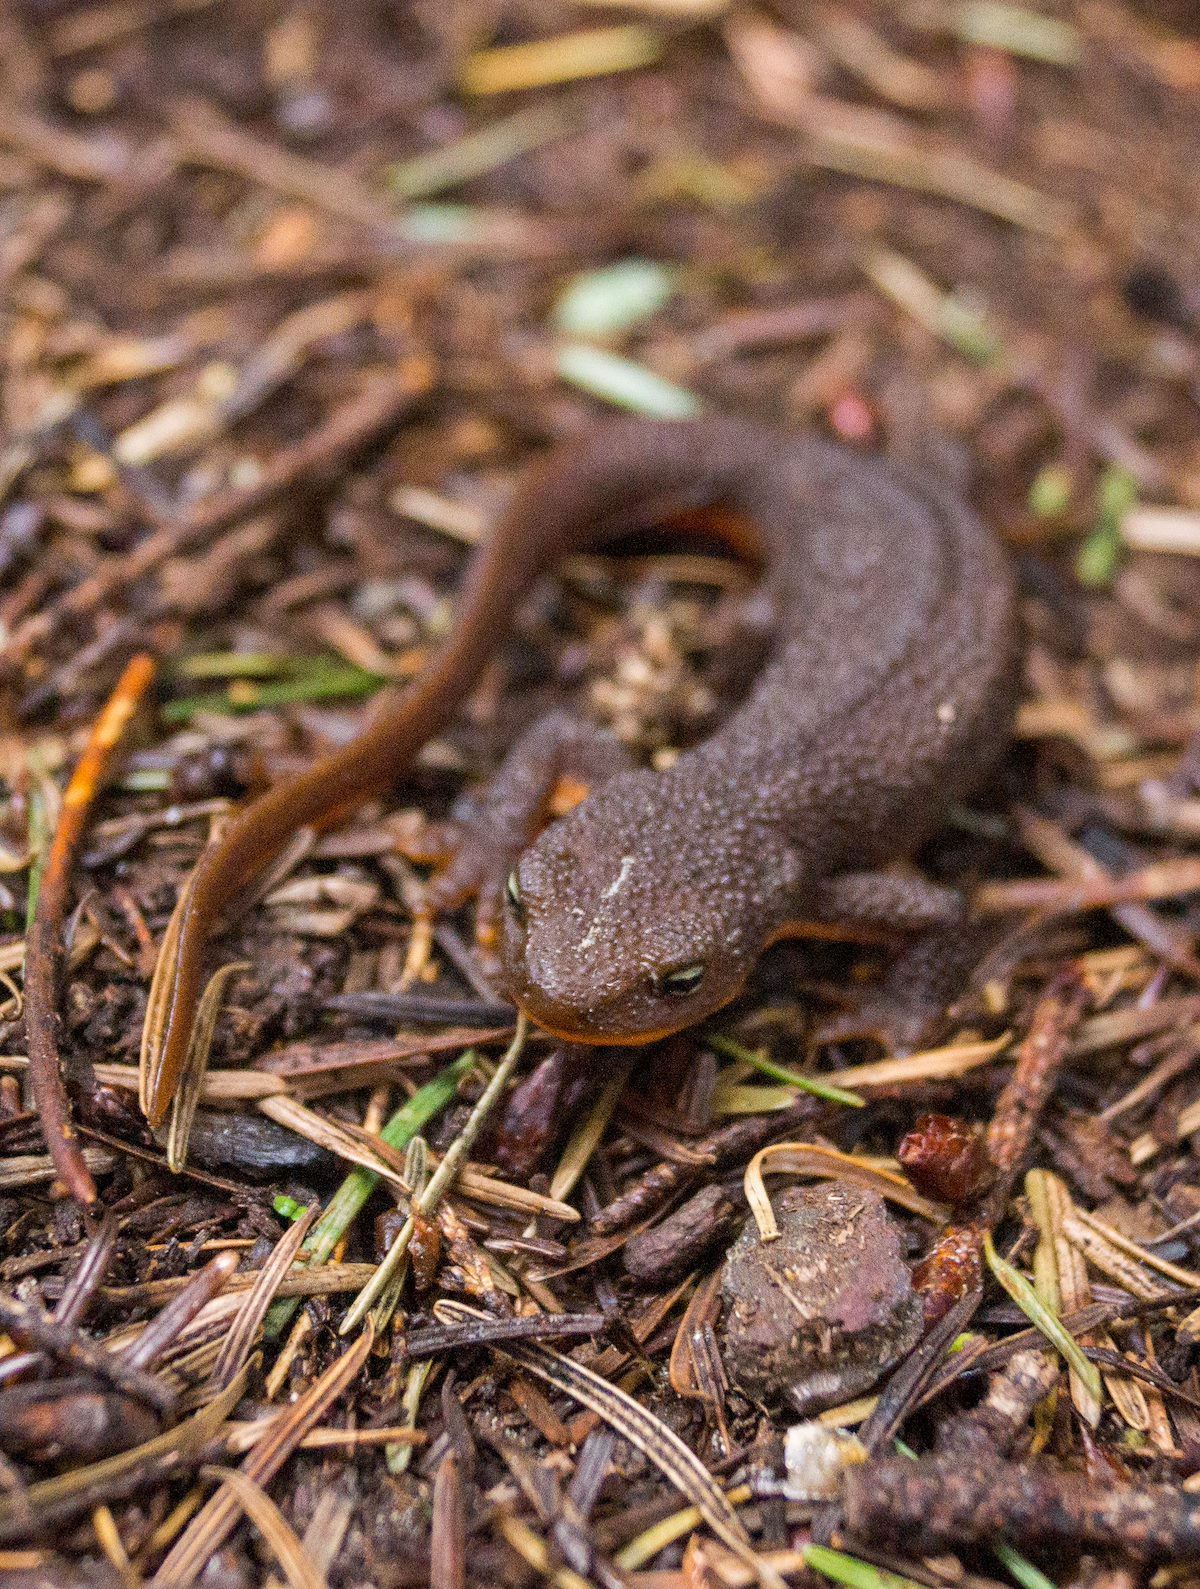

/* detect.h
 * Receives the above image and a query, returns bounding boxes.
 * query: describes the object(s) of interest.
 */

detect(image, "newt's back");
[496,417,1019,1044]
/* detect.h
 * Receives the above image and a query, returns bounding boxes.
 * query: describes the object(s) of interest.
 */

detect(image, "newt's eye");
[657,963,705,997]
[505,870,525,922]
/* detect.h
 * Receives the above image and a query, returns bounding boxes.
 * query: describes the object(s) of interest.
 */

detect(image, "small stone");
[719,1182,923,1414]
[782,1422,868,1501]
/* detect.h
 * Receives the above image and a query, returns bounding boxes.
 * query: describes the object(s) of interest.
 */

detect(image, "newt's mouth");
[500,908,748,1044]
[511,1000,692,1047]
[509,978,744,1047]
[506,972,693,1045]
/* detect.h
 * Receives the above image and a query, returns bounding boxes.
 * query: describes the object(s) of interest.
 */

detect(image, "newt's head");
[497,767,796,1044]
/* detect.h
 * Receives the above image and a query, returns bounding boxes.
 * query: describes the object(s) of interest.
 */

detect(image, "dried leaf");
[435,1300,785,1589]
[151,1325,372,1584]
[1027,1169,1101,1427]
[165,959,252,1171]
[202,1466,327,1589]
[549,1057,632,1203]
[555,343,703,418]
[139,871,197,1117]
[983,1233,1102,1407]
[822,1035,1010,1091]
[210,1206,316,1390]
[744,1143,948,1241]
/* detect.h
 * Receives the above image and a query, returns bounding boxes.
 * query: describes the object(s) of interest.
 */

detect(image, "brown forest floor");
[4,2,1200,1585]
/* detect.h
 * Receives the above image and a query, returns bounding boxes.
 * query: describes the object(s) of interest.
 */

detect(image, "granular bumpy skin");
[144,416,1018,1124]
[718,1182,925,1414]
[495,417,1019,1044]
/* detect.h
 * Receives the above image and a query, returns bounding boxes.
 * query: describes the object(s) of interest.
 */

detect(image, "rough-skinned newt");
[141,415,1018,1126]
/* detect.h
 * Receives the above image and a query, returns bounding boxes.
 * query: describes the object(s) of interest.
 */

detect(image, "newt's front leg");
[418,710,633,970]
[812,871,965,937]
[802,871,980,1053]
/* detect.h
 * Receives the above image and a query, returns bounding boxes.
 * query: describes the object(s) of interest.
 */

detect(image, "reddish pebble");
[899,1113,991,1206]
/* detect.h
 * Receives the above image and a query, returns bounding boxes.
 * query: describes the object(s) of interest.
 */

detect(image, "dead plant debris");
[4,2,1200,1584]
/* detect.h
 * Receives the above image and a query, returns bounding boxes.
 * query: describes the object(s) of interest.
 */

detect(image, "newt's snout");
[495,809,755,1045]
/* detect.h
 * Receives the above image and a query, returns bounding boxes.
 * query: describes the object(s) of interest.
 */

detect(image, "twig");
[0,1293,176,1414]
[0,103,133,183]
[3,367,432,668]
[24,654,156,1203]
[976,854,1200,914]
[47,0,219,58]
[933,1348,1062,1463]
[0,1214,118,1385]
[120,1250,240,1370]
[1015,807,1200,980]
[201,1467,327,1589]
[431,1450,465,1589]
[339,1015,529,1333]
[845,1456,1200,1561]
[405,1312,607,1359]
[170,97,398,229]
[149,1324,372,1584]
[915,967,1091,1328]
[982,963,1090,1221]
[590,1095,822,1235]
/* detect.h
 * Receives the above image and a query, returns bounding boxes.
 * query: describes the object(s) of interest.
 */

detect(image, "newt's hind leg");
[811,872,965,936]
[805,872,983,1053]
[420,710,633,970]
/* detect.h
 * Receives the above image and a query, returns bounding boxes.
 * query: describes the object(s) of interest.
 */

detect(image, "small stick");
[976,855,1200,914]
[0,103,132,183]
[982,963,1090,1221]
[0,1213,118,1385]
[121,1251,240,1370]
[932,1348,1062,1463]
[590,1095,822,1235]
[149,1325,372,1584]
[0,1293,176,1414]
[339,1015,528,1333]
[3,367,431,667]
[914,966,1090,1322]
[430,1450,465,1589]
[24,654,157,1204]
[170,96,404,232]
[845,1456,1200,1562]
[1015,807,1200,981]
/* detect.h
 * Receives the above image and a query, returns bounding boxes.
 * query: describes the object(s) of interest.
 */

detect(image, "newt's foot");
[813,989,944,1056]
[420,817,514,977]
[812,910,991,1056]
[805,872,978,1054]
[418,709,633,970]
[812,872,965,937]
